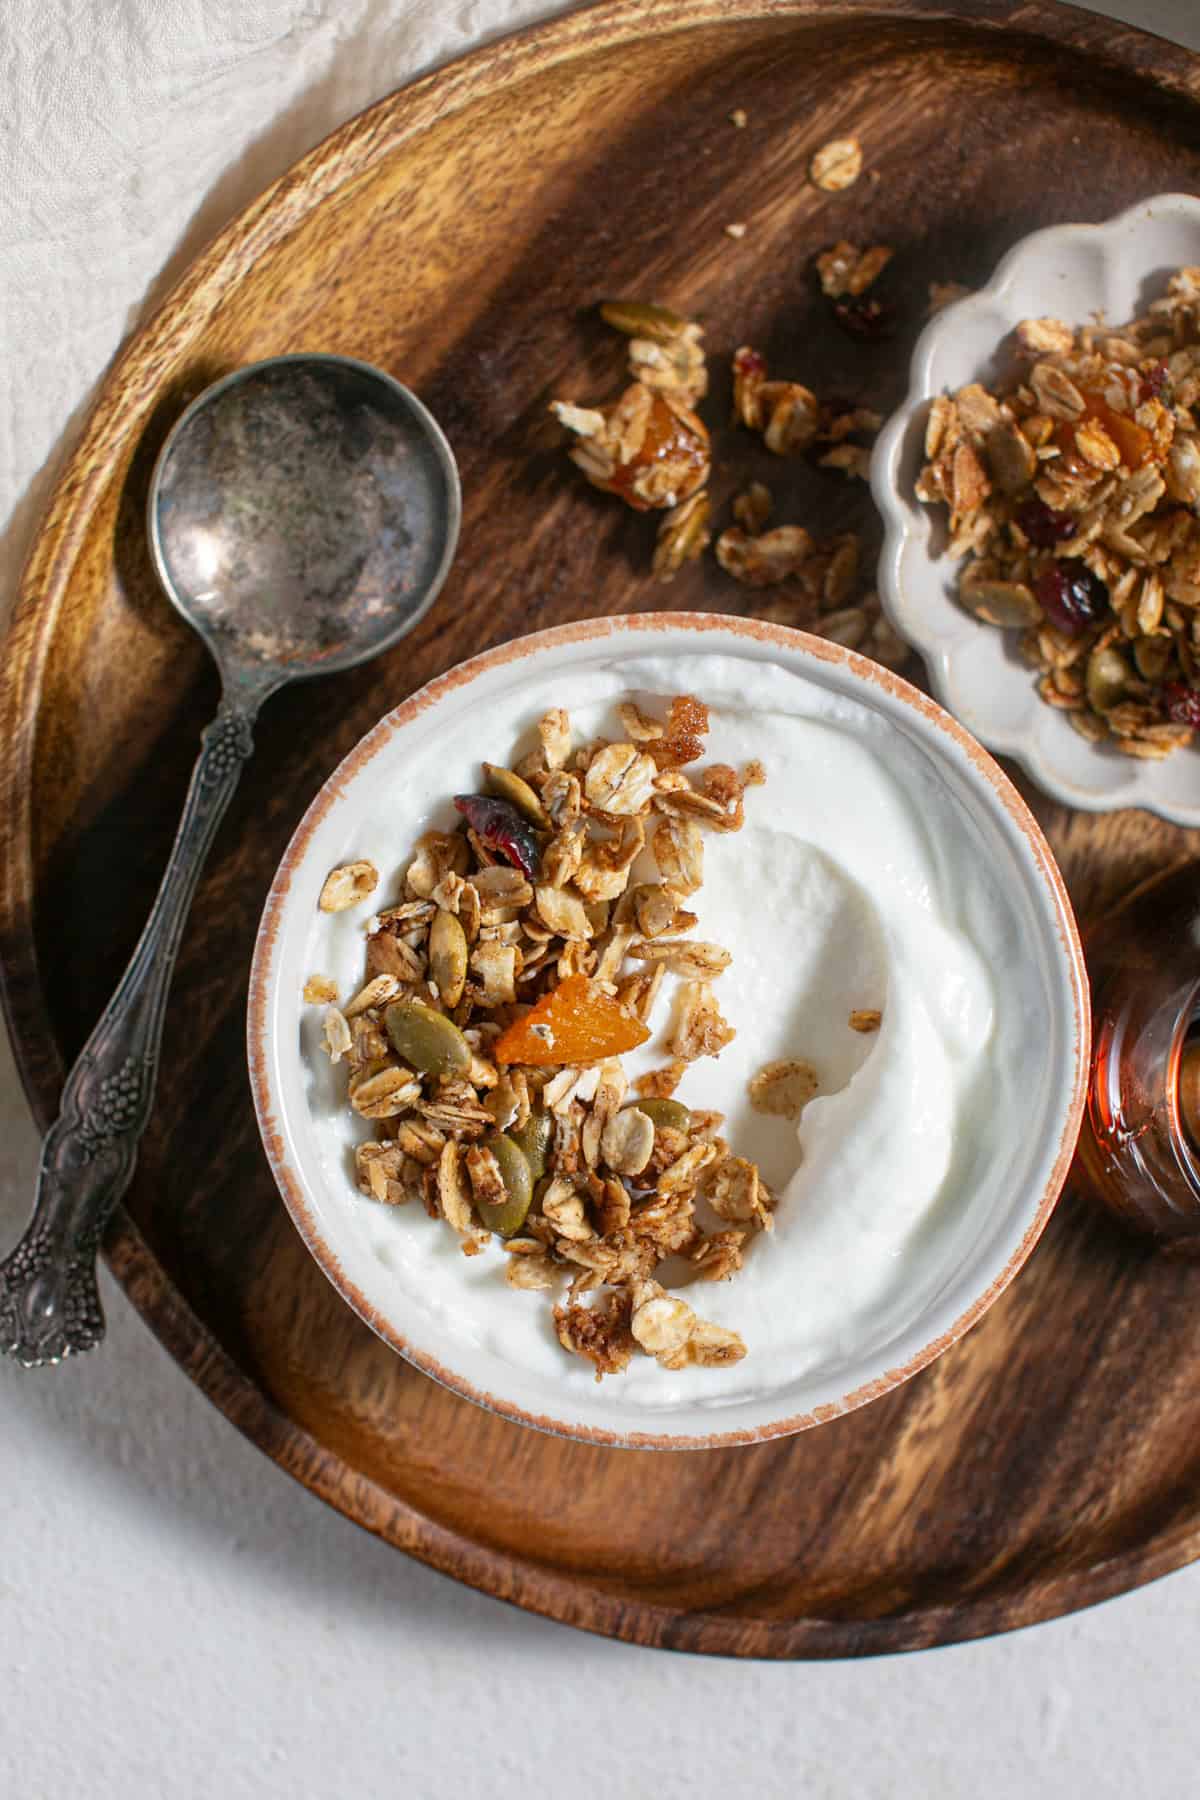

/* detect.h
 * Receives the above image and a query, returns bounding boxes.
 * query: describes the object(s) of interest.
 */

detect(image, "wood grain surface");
[4,0,1200,1658]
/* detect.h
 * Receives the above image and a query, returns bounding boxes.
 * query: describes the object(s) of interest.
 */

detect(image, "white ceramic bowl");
[248,614,1088,1449]
[873,193,1200,826]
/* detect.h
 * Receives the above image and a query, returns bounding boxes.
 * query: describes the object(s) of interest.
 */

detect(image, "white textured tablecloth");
[2,4,1199,1796]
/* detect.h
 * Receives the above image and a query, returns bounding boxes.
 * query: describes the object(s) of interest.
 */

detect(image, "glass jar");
[1076,859,1200,1250]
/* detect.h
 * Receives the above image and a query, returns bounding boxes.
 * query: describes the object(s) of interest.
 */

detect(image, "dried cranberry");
[1015,497,1075,548]
[732,346,767,379]
[1034,560,1109,635]
[832,296,897,341]
[1141,361,1173,404]
[453,794,540,878]
[1164,682,1200,727]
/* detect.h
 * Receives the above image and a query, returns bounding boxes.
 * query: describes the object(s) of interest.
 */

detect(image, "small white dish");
[247,614,1088,1450]
[872,192,1200,826]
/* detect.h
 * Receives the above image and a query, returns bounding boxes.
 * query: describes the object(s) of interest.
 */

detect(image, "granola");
[319,860,378,912]
[809,136,863,192]
[816,241,893,299]
[549,291,908,671]
[551,384,710,511]
[916,270,1200,754]
[313,695,784,1380]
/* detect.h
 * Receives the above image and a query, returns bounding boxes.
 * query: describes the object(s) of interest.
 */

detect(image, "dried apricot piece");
[493,973,650,1067]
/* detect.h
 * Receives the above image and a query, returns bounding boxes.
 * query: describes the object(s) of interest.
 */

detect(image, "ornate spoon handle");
[0,703,257,1366]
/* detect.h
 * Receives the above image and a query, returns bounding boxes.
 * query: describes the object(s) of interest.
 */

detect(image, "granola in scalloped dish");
[916,268,1200,757]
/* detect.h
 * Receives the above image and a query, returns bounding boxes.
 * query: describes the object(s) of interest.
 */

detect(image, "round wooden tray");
[5,0,1200,1658]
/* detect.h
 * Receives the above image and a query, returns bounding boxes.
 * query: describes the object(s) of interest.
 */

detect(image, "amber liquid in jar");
[1077,860,1200,1248]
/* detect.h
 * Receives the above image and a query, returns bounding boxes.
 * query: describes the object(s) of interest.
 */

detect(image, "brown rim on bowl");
[246,612,1090,1449]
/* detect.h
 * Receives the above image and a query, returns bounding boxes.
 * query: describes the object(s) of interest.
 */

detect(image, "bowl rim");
[871,191,1200,827]
[247,611,1090,1450]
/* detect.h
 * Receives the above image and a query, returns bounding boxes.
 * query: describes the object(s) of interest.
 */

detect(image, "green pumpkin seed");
[984,419,1037,494]
[1086,644,1130,714]
[483,762,550,829]
[429,910,468,1008]
[632,1098,691,1132]
[599,299,688,344]
[384,1000,470,1076]
[510,1108,552,1183]
[960,575,1040,629]
[475,1134,534,1236]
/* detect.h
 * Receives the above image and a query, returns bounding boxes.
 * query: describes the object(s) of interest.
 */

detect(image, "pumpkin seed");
[633,1098,691,1133]
[474,1134,534,1236]
[510,1108,552,1183]
[428,910,468,1008]
[984,419,1037,494]
[1086,644,1131,714]
[483,762,550,829]
[599,299,688,344]
[960,575,1040,629]
[384,1000,470,1076]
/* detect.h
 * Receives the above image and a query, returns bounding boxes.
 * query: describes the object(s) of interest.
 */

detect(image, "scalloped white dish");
[872,193,1200,826]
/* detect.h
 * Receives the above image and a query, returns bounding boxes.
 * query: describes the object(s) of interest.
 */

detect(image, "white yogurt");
[301,653,1031,1413]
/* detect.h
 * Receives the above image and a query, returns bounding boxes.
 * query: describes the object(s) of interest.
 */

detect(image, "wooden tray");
[5,0,1200,1658]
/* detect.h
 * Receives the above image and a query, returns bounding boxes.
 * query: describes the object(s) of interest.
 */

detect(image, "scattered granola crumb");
[555,1292,636,1380]
[653,489,711,583]
[634,1061,688,1099]
[552,380,710,510]
[819,443,872,481]
[669,980,736,1062]
[818,606,868,649]
[732,482,772,535]
[817,241,893,299]
[303,974,338,1004]
[809,135,863,192]
[749,1058,819,1120]
[319,859,378,912]
[849,1008,882,1033]
[716,524,814,586]
[729,107,747,128]
[724,221,747,240]
[322,1007,352,1064]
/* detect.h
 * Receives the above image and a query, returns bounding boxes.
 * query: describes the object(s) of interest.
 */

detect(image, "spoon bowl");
[148,353,460,685]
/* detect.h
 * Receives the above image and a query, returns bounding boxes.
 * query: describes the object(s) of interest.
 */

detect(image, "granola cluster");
[714,334,905,668]
[916,270,1200,757]
[312,695,778,1380]
[548,274,907,673]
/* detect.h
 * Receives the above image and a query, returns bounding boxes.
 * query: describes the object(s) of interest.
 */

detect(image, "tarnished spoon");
[0,353,460,1366]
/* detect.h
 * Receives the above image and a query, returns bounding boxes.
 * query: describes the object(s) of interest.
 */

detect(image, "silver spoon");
[0,352,461,1367]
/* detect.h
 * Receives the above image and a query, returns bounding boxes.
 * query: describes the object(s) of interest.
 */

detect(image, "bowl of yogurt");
[248,613,1089,1448]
